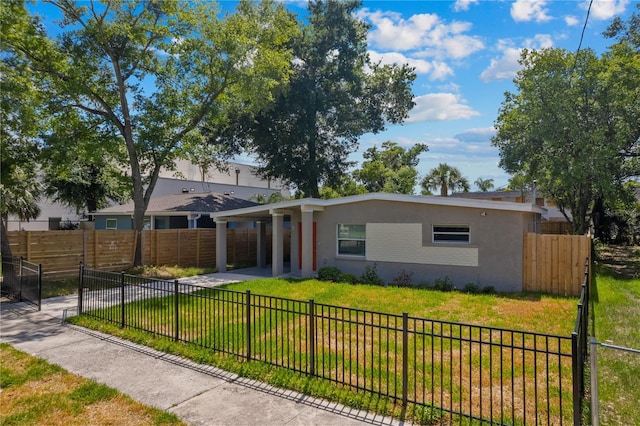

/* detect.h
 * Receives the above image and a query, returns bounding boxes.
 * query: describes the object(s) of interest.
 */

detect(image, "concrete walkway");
[0,272,409,426]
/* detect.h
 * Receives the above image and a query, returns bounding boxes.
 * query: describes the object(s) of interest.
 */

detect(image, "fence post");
[246,290,251,361]
[402,312,409,407]
[120,272,126,328]
[174,280,180,342]
[590,337,599,426]
[36,263,42,311]
[309,299,315,376]
[78,263,84,314]
[571,331,580,426]
[18,256,23,301]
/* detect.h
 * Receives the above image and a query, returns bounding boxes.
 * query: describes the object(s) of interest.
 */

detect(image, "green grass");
[70,279,579,425]
[592,266,640,425]
[0,343,184,426]
[221,278,577,335]
[36,266,219,299]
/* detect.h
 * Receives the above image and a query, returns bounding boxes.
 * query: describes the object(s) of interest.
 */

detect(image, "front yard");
[221,278,577,336]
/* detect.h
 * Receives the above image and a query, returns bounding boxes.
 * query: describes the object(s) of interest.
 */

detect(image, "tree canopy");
[474,177,494,192]
[242,0,416,197]
[3,0,298,263]
[491,41,639,234]
[353,141,428,194]
[1,2,44,256]
[421,163,470,197]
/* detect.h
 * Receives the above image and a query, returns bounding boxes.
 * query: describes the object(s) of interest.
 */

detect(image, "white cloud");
[369,51,454,80]
[511,0,553,23]
[358,8,484,60]
[564,15,579,26]
[453,0,479,12]
[406,93,480,123]
[480,47,522,82]
[582,0,629,20]
[480,35,553,82]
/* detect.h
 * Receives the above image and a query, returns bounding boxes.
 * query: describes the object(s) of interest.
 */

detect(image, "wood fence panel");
[541,221,573,235]
[6,227,290,276]
[92,230,136,271]
[523,233,590,296]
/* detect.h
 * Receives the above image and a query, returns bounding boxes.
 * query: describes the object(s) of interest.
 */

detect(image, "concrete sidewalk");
[0,276,409,426]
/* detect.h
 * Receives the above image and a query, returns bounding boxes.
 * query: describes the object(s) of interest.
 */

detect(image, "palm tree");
[420,163,470,197]
[474,177,495,192]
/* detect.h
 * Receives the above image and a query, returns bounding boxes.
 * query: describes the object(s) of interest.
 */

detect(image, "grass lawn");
[71,277,579,425]
[0,343,184,426]
[221,279,577,336]
[592,245,640,425]
[38,265,218,299]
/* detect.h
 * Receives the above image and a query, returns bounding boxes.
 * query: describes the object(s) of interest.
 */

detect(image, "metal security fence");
[1,256,42,310]
[571,260,590,424]
[78,262,589,425]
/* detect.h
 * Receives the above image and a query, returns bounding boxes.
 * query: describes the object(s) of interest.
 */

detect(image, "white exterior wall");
[366,223,478,267]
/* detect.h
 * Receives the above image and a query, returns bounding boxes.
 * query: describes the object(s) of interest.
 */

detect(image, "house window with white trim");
[432,225,470,244]
[337,224,366,256]
[106,218,118,230]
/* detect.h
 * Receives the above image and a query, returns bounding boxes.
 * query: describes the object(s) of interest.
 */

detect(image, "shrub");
[391,269,413,287]
[433,276,454,292]
[317,266,342,282]
[360,263,384,286]
[462,282,481,294]
[481,285,496,294]
[339,273,358,284]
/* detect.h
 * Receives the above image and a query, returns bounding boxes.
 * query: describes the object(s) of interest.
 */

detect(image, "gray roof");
[95,192,259,215]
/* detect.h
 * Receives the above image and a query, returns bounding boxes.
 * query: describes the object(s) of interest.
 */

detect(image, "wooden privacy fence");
[6,228,291,277]
[523,233,591,296]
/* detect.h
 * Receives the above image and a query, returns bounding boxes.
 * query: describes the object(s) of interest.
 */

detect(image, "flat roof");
[210,192,546,222]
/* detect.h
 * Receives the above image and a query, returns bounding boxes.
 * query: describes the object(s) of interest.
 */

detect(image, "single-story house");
[210,193,545,292]
[93,192,259,230]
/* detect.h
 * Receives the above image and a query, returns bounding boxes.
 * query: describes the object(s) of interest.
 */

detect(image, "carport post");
[271,212,284,277]
[256,221,266,268]
[215,220,227,272]
[301,210,314,278]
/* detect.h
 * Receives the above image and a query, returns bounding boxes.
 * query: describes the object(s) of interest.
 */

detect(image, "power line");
[577,0,594,56]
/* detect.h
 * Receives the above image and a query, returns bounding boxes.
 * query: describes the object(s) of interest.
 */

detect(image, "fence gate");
[1,256,42,310]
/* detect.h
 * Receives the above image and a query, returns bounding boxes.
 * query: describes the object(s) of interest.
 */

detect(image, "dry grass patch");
[0,343,184,426]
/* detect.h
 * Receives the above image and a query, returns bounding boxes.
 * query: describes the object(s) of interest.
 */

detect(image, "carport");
[210,199,323,279]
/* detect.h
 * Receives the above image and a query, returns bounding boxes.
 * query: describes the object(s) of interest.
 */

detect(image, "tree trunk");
[1,217,13,261]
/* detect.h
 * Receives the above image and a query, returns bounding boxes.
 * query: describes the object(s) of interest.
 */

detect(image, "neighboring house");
[6,160,288,231]
[210,193,545,292]
[94,192,259,230]
[451,190,570,222]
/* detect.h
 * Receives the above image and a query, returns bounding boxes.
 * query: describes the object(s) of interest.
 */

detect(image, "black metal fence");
[78,261,590,425]
[1,256,42,310]
[571,260,591,424]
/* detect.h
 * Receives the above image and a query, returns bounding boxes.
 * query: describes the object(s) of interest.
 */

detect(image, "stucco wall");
[303,200,533,292]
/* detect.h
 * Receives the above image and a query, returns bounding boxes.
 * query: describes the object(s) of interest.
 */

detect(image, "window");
[337,224,366,256]
[433,225,470,244]
[106,218,117,230]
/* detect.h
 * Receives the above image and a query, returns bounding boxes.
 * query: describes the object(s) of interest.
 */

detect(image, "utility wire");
[573,0,594,69]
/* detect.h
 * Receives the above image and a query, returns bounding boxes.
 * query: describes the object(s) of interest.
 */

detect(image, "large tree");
[421,163,470,197]
[353,141,428,194]
[3,0,298,263]
[491,44,639,234]
[40,111,130,216]
[0,3,44,257]
[242,0,416,197]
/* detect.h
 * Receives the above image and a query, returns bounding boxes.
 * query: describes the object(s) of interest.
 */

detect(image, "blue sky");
[32,0,635,191]
[341,0,634,190]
